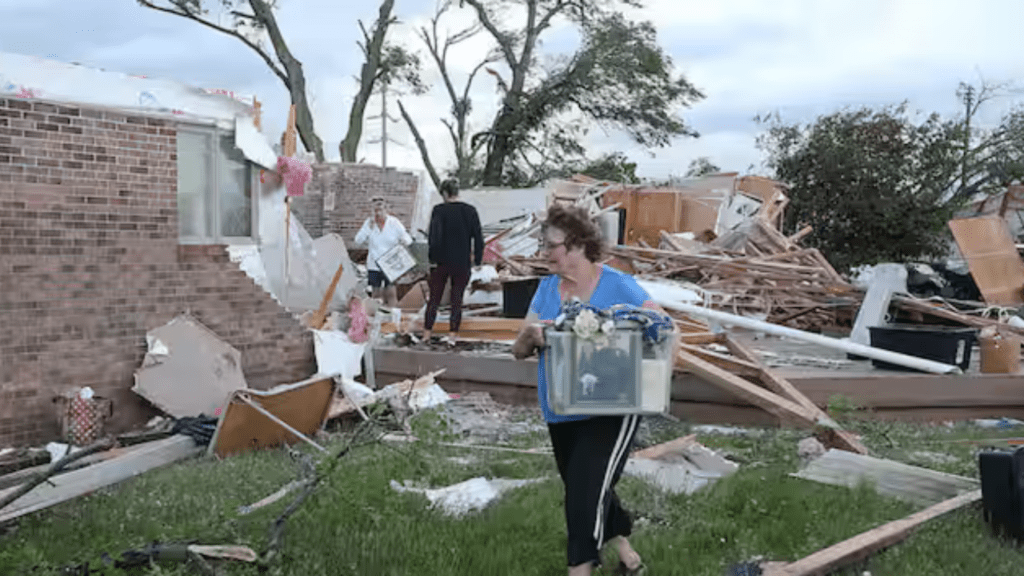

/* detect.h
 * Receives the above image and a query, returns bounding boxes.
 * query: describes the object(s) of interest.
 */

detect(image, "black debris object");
[171,415,218,446]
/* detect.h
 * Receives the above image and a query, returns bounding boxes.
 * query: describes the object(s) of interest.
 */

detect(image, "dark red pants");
[424,263,472,333]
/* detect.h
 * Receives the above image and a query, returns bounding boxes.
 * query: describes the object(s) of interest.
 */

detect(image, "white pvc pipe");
[654,299,963,375]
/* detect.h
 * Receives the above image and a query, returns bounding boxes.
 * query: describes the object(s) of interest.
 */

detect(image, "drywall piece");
[208,375,335,458]
[949,216,1024,306]
[848,264,908,347]
[763,489,981,576]
[133,314,248,419]
[626,434,739,495]
[792,449,979,507]
[389,476,545,517]
[0,435,201,523]
[312,233,359,303]
[716,191,763,235]
[624,459,725,495]
[312,330,365,380]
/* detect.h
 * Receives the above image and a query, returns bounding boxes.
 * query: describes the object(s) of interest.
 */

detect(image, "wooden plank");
[677,343,763,377]
[0,435,200,524]
[949,216,1024,306]
[764,489,982,576]
[676,350,820,427]
[679,332,726,345]
[724,336,869,454]
[632,434,697,460]
[724,337,820,413]
[0,441,166,491]
[788,226,813,244]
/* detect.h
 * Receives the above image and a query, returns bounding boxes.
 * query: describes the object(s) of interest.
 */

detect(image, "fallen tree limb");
[0,437,116,513]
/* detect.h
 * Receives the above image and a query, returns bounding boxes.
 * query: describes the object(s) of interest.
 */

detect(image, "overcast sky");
[2,0,1023,183]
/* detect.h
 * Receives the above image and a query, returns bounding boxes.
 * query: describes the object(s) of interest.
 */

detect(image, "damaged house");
[0,53,426,447]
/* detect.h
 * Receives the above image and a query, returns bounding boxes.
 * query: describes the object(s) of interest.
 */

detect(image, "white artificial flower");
[601,320,615,335]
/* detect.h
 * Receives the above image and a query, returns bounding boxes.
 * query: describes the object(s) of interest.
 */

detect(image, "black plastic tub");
[502,277,541,318]
[868,324,978,371]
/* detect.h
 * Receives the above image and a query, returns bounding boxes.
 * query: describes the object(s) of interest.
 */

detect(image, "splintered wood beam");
[763,489,982,576]
[632,434,697,460]
[724,337,820,414]
[788,225,813,244]
[724,336,869,455]
[677,343,763,378]
[676,350,819,427]
[678,332,726,345]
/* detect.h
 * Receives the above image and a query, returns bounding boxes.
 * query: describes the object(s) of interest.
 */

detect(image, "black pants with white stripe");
[548,414,641,567]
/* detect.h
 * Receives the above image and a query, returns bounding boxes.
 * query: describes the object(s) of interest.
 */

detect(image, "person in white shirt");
[354,197,413,307]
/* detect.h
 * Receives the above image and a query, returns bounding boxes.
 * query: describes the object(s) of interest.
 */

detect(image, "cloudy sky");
[2,0,1023,183]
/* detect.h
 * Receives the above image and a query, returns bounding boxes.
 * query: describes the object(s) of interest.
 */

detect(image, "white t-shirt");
[354,214,413,271]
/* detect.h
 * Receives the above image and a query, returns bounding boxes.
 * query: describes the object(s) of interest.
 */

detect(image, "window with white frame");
[176,125,257,243]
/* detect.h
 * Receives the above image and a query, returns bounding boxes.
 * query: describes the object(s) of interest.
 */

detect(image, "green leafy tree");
[756,104,965,272]
[684,156,720,178]
[406,0,703,187]
[575,152,640,183]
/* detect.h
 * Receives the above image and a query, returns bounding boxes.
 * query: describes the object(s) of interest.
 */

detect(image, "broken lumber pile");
[608,217,858,331]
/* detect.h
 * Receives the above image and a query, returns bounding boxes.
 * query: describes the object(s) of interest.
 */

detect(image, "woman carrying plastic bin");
[512,203,677,576]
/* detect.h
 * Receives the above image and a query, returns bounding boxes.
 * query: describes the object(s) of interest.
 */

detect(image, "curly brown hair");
[544,203,604,263]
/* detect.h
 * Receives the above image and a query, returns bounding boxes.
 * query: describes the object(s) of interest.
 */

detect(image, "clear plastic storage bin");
[545,319,674,415]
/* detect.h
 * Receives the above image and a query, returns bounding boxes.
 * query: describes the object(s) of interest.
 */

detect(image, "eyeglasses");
[541,239,566,251]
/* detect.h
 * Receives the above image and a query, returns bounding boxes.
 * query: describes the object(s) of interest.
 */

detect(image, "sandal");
[613,560,646,576]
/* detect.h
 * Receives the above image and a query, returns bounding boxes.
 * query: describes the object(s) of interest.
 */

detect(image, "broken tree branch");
[0,437,116,513]
[397,99,442,190]
[136,0,288,84]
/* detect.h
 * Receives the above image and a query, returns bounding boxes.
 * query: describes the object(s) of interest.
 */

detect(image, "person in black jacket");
[422,179,484,344]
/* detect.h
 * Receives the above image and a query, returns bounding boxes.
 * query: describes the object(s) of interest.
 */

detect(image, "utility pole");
[961,83,975,195]
[367,78,403,170]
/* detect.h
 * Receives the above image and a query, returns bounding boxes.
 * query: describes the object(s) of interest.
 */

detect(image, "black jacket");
[428,201,484,267]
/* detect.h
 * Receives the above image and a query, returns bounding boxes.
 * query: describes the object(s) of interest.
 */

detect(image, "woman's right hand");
[512,323,546,359]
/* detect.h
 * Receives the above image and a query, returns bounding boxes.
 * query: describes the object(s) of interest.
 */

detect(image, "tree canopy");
[404,0,703,187]
[757,104,965,272]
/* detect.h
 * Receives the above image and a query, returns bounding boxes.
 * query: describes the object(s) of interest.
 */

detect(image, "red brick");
[0,98,315,447]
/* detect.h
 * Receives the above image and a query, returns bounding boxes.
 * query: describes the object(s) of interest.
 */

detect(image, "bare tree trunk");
[250,0,324,162]
[398,99,442,190]
[340,0,395,162]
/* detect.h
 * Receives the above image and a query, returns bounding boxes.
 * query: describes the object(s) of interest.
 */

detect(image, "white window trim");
[177,123,259,246]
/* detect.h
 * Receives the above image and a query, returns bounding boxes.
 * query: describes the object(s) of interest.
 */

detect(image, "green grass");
[3,405,1024,575]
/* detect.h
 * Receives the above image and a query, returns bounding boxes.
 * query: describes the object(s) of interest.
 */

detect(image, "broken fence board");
[764,489,982,576]
[792,449,979,507]
[0,435,200,524]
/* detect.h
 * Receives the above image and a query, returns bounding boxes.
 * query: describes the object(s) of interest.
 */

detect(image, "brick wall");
[0,97,315,447]
[296,164,420,245]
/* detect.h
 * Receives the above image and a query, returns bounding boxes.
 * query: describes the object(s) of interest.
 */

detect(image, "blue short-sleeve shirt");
[528,265,652,424]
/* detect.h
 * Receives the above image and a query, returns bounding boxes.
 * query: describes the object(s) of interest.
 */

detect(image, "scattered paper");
[390,476,545,517]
